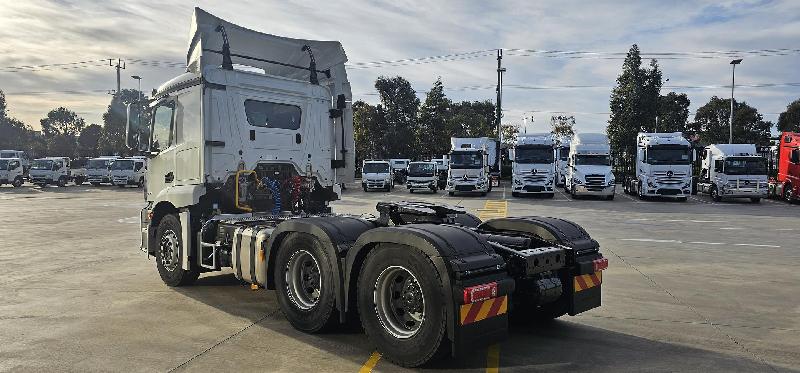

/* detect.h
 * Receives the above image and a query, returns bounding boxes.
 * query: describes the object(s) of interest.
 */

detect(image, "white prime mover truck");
[87,156,119,185]
[623,132,692,201]
[555,138,571,187]
[697,144,767,203]
[446,137,497,196]
[0,158,25,187]
[565,133,615,200]
[125,8,608,367]
[510,134,556,198]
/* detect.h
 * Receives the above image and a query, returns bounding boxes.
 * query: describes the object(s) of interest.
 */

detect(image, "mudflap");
[570,284,602,315]
[451,274,515,356]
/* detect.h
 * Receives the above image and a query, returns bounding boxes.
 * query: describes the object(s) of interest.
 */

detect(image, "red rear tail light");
[463,282,498,304]
[593,258,609,272]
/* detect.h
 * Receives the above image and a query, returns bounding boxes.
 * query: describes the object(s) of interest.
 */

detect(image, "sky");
[0,0,798,134]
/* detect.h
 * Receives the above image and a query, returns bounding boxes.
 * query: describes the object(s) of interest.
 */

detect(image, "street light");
[729,59,743,144]
[131,75,143,101]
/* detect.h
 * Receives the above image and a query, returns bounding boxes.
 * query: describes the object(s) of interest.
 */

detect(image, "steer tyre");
[155,214,199,287]
[358,244,449,368]
[750,198,761,204]
[57,177,67,187]
[12,177,23,188]
[710,186,722,202]
[274,233,337,333]
[784,183,794,203]
[448,191,454,196]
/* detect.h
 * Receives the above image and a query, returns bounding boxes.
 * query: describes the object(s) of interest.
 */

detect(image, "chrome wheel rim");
[373,266,425,339]
[159,229,180,272]
[285,250,321,310]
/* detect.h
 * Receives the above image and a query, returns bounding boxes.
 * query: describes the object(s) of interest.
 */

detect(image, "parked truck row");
[0,152,147,188]
[122,8,609,367]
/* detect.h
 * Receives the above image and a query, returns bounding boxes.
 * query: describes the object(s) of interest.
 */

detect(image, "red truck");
[770,131,800,202]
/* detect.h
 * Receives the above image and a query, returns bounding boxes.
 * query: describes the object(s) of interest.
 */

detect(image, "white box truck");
[697,144,767,203]
[446,137,497,196]
[510,133,556,198]
[124,8,608,368]
[565,133,615,200]
[623,132,692,201]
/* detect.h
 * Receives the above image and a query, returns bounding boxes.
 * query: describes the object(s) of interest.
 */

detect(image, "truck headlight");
[573,178,582,185]
[514,179,522,185]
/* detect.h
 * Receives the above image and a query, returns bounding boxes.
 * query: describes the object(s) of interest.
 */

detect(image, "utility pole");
[495,49,506,176]
[109,59,126,96]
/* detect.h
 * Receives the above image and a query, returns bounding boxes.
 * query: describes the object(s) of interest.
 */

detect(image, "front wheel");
[448,191,454,196]
[12,177,23,188]
[137,178,144,188]
[358,244,448,367]
[91,182,101,186]
[710,186,722,202]
[155,214,199,287]
[750,198,761,204]
[606,194,614,201]
[274,233,336,333]
[57,177,67,187]
[784,183,794,203]
[74,176,85,185]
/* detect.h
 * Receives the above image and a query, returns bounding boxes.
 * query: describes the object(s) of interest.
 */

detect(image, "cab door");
[146,100,177,200]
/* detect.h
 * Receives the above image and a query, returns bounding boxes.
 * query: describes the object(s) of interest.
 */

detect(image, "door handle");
[250,130,255,141]
[165,172,174,183]
[295,134,302,144]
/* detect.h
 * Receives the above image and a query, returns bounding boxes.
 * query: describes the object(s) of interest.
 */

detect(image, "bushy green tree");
[78,124,103,157]
[777,98,800,132]
[655,92,691,133]
[353,100,384,164]
[99,89,143,156]
[417,78,452,158]
[693,96,772,145]
[550,115,575,138]
[374,76,419,158]
[40,107,85,156]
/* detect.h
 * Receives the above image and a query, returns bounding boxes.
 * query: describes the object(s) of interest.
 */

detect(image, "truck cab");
[771,132,800,202]
[624,132,692,201]
[29,157,72,187]
[406,161,438,193]
[566,133,615,200]
[432,157,449,189]
[390,159,410,184]
[0,158,25,187]
[361,160,394,191]
[698,144,767,203]
[69,157,88,185]
[0,150,30,174]
[111,157,147,188]
[86,156,119,185]
[555,138,571,187]
[510,133,555,198]
[446,137,496,196]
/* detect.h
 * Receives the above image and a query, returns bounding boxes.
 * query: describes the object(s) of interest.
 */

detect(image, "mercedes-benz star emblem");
[666,170,673,177]
[531,169,538,175]
[462,174,469,181]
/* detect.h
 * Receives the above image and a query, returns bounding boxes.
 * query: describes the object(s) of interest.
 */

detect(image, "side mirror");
[126,103,150,153]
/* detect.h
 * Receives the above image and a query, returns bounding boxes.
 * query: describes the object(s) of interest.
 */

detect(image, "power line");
[0,59,110,73]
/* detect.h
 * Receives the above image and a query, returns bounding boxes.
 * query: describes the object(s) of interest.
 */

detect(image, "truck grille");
[653,171,686,185]
[113,176,128,185]
[521,174,547,183]
[584,174,606,186]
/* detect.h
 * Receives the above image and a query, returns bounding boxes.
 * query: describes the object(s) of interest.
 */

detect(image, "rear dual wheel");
[358,244,448,367]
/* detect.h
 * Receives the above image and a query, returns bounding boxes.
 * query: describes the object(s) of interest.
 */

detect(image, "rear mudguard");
[477,216,599,253]
[344,224,511,353]
[265,216,375,322]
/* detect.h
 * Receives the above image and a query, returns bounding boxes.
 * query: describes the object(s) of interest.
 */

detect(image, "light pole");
[131,75,143,101]
[729,59,742,144]
[656,78,669,132]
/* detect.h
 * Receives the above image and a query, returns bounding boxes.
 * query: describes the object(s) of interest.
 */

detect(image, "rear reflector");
[593,258,609,272]
[463,282,498,304]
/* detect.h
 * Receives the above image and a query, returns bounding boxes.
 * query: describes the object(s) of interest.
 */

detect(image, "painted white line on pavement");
[620,238,781,248]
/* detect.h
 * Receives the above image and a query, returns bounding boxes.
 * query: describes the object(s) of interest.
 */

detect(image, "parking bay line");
[358,351,381,373]
[619,238,781,248]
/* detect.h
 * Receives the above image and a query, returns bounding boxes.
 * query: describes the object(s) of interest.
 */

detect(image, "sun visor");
[187,7,348,81]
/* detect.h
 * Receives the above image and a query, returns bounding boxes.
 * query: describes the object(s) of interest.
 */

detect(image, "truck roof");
[705,144,758,157]
[363,160,390,164]
[572,133,609,145]
[36,157,69,161]
[637,132,690,146]
[515,133,553,146]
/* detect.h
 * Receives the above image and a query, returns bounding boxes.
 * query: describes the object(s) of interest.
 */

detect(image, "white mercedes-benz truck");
[555,138,571,187]
[0,158,25,187]
[510,133,556,198]
[446,137,496,196]
[697,144,767,203]
[361,160,394,192]
[623,132,692,201]
[406,161,438,193]
[565,133,615,200]
[86,156,119,185]
[126,8,608,368]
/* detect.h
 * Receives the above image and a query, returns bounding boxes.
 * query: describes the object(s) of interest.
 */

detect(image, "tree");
[550,115,575,138]
[501,123,520,146]
[374,76,419,158]
[78,124,103,157]
[777,98,800,132]
[99,89,143,156]
[693,96,772,146]
[655,92,691,133]
[417,78,452,158]
[353,101,384,163]
[40,107,85,156]
[607,44,663,173]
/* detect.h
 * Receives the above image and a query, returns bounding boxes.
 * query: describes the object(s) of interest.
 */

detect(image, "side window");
[134,162,143,172]
[244,99,301,130]
[10,161,19,170]
[791,149,800,164]
[152,102,175,152]
[714,159,723,173]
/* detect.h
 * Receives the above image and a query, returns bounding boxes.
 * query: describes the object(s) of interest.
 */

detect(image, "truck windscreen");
[515,146,553,164]
[0,152,16,158]
[363,163,390,173]
[725,157,766,175]
[576,154,611,166]
[31,160,53,170]
[646,146,691,165]
[559,147,569,161]
[112,161,134,170]
[450,152,483,169]
[0,160,8,170]
[87,159,111,169]
[408,163,435,176]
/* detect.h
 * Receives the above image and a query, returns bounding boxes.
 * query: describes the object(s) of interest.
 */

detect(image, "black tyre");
[452,212,481,227]
[480,192,487,197]
[12,177,23,188]
[155,214,199,287]
[358,244,448,367]
[512,192,520,197]
[606,194,614,201]
[784,183,794,203]
[117,184,126,188]
[363,185,368,192]
[137,178,145,188]
[637,182,646,200]
[750,198,761,204]
[91,182,101,186]
[448,191,454,196]
[570,185,578,199]
[710,186,722,202]
[409,189,414,194]
[57,177,67,187]
[274,233,337,333]
[74,176,85,185]
[545,193,555,199]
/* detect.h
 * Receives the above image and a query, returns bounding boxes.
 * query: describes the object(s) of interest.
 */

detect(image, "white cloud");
[0,0,798,134]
